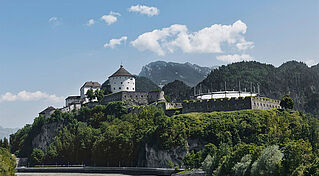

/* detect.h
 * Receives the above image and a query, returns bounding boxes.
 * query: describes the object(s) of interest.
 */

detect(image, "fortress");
[39,65,281,118]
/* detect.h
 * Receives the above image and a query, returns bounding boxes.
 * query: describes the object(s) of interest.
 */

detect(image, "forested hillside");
[162,80,192,102]
[10,103,319,175]
[191,61,319,114]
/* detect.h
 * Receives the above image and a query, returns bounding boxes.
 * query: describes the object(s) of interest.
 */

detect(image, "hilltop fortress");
[39,65,281,118]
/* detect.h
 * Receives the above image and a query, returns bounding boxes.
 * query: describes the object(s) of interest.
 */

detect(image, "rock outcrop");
[32,122,63,152]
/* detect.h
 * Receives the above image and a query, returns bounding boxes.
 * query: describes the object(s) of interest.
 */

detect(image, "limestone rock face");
[139,139,205,168]
[32,122,63,152]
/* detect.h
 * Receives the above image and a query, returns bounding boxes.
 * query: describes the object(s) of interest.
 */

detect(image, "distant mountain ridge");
[0,126,18,139]
[139,61,212,87]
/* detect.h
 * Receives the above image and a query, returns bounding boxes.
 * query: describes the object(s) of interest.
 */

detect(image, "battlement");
[182,96,280,113]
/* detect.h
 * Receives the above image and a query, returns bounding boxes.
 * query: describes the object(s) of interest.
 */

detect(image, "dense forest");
[162,80,192,102]
[163,61,319,115]
[197,61,319,114]
[10,102,319,175]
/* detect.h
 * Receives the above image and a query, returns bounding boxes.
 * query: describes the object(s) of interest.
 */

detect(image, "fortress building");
[101,65,165,106]
[80,81,101,103]
[39,64,281,118]
[109,65,135,93]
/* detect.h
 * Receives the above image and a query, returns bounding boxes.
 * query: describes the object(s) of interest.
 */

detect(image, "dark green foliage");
[280,94,294,109]
[250,145,282,176]
[135,76,161,91]
[162,80,192,102]
[10,103,319,175]
[0,138,9,150]
[86,88,95,101]
[197,61,319,114]
[31,148,45,165]
[0,147,16,176]
[94,89,105,102]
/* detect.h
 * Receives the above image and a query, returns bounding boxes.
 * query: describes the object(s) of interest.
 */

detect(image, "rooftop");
[39,106,56,114]
[109,65,134,78]
[65,95,81,100]
[82,81,101,88]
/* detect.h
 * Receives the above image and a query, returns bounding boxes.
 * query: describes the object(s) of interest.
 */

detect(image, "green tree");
[2,138,9,150]
[30,148,45,165]
[282,139,313,175]
[201,154,214,175]
[251,145,282,176]
[0,147,16,176]
[232,154,252,176]
[95,89,105,102]
[280,94,294,109]
[86,89,95,102]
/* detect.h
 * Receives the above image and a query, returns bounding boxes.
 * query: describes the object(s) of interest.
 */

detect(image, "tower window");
[121,82,123,84]
[133,88,134,90]
[127,87,129,90]
[114,88,115,90]
[119,87,121,89]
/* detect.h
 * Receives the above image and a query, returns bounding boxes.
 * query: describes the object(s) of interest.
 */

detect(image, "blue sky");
[0,0,318,128]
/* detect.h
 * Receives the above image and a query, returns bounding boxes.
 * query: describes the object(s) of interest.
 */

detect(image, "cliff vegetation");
[10,103,319,175]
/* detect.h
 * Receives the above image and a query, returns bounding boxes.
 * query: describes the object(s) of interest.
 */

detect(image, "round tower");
[109,65,135,93]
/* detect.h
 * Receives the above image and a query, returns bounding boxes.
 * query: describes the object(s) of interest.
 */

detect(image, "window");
[127,87,129,90]
[130,78,133,80]
[119,87,121,89]
[114,88,115,90]
[133,88,134,90]
[121,82,123,84]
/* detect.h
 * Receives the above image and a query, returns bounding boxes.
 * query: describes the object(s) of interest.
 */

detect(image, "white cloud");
[0,91,64,103]
[49,17,57,22]
[48,16,61,26]
[86,19,95,26]
[216,54,254,63]
[104,36,128,48]
[305,59,318,67]
[101,11,121,25]
[110,11,121,16]
[131,20,254,56]
[128,5,159,16]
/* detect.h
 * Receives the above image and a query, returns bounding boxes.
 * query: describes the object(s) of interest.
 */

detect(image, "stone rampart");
[182,96,281,114]
[101,91,165,106]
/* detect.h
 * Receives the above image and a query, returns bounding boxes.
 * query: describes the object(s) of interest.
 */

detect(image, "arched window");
[127,87,129,90]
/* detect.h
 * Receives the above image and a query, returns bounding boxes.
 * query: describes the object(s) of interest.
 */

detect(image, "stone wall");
[251,97,281,110]
[182,97,281,114]
[101,91,165,106]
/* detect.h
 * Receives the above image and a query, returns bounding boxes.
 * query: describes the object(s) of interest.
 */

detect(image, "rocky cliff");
[32,122,63,152]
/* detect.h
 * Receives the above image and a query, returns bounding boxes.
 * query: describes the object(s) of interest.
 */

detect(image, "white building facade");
[109,65,135,93]
[80,81,101,103]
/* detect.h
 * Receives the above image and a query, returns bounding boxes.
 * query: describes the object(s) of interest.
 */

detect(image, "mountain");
[139,61,212,87]
[0,126,18,140]
[101,76,160,94]
[194,60,319,114]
